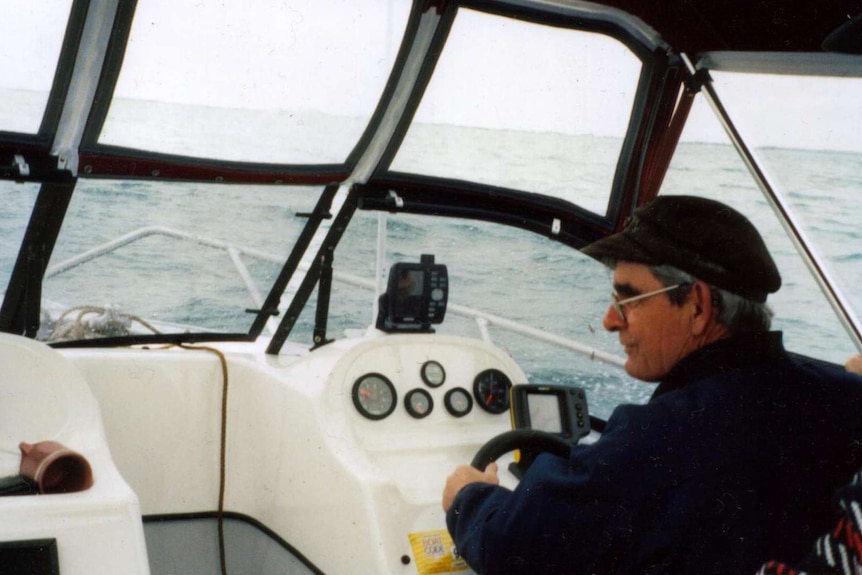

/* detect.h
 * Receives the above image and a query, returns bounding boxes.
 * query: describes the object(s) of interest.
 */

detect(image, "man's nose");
[602,303,624,332]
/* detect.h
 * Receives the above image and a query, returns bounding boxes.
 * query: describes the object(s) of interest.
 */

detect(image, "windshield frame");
[1,0,681,351]
[4,0,858,354]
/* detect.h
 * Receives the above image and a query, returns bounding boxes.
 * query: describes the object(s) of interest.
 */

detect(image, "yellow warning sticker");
[407,529,469,574]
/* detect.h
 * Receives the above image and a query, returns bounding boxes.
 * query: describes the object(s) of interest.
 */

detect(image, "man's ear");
[688,281,713,335]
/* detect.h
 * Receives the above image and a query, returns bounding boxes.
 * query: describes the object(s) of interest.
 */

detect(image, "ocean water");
[1,125,860,418]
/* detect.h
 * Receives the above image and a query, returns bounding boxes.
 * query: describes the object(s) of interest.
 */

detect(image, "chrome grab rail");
[44,226,626,366]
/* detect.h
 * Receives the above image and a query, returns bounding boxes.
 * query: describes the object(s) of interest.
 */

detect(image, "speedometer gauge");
[352,374,397,420]
[473,369,512,414]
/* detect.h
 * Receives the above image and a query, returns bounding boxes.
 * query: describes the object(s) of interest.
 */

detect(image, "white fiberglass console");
[53,332,524,574]
[0,333,149,575]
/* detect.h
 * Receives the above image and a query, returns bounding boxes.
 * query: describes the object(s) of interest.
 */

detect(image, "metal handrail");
[684,54,862,352]
[44,226,626,366]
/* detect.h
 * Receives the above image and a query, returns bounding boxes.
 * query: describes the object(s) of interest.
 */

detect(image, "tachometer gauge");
[405,388,433,419]
[420,360,446,388]
[444,387,473,418]
[352,374,397,420]
[473,369,512,414]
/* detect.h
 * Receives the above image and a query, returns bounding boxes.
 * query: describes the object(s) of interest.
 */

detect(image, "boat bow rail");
[41,223,626,367]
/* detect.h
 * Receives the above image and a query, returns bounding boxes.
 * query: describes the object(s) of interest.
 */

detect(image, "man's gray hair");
[649,264,773,334]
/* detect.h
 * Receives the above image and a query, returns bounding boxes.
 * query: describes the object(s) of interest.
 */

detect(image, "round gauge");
[421,360,446,388]
[473,369,512,414]
[444,387,473,418]
[352,374,397,420]
[405,388,433,419]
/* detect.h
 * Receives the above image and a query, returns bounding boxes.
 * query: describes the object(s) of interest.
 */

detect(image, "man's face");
[602,262,698,382]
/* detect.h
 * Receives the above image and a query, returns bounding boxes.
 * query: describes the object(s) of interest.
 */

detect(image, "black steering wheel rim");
[471,429,573,470]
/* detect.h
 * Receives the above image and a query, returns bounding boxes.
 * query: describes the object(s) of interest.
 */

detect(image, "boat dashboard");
[303,333,527,503]
[49,331,538,574]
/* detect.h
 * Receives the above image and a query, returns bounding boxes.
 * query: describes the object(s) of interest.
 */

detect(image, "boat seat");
[0,332,150,575]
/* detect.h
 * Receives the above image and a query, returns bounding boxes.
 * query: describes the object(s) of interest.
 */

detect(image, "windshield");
[327,209,644,419]
[659,71,862,364]
[99,0,410,164]
[39,180,322,341]
[707,69,862,330]
[0,182,40,280]
[391,8,642,216]
[0,0,650,356]
[0,1,72,135]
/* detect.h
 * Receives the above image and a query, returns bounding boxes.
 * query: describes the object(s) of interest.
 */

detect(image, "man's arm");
[441,431,642,574]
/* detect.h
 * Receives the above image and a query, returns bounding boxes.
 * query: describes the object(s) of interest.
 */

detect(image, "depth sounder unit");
[510,384,591,442]
[506,384,591,477]
[376,254,448,333]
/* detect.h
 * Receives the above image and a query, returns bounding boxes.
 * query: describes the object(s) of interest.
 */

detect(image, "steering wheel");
[471,429,573,470]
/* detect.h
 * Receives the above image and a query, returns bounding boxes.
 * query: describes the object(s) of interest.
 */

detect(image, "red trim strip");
[78,151,350,185]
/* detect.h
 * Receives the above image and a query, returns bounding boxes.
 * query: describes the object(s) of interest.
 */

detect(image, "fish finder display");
[394,269,425,319]
[526,393,564,433]
[510,384,590,441]
[376,254,448,333]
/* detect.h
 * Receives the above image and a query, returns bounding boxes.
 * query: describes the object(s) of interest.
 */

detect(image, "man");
[443,196,862,574]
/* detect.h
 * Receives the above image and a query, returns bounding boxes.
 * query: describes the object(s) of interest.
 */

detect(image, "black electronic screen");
[505,385,590,479]
[392,269,425,322]
[527,392,564,434]
[511,384,590,441]
[376,255,447,333]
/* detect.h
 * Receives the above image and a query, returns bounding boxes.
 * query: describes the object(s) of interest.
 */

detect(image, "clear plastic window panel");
[329,210,648,420]
[390,8,642,216]
[706,70,862,330]
[661,86,861,364]
[99,0,411,163]
[0,182,41,308]
[0,1,73,134]
[40,180,323,342]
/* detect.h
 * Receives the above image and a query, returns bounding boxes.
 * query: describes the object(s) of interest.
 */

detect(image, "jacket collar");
[651,331,785,399]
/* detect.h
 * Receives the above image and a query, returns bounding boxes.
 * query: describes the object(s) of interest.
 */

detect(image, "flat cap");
[582,195,781,302]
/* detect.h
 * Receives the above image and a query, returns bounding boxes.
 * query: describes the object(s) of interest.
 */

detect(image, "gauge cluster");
[352,359,504,421]
[342,337,522,425]
[331,334,526,504]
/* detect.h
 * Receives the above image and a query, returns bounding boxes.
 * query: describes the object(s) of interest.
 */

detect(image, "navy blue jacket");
[447,333,862,574]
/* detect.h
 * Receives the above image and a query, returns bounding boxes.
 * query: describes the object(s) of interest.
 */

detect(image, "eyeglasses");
[611,284,685,322]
